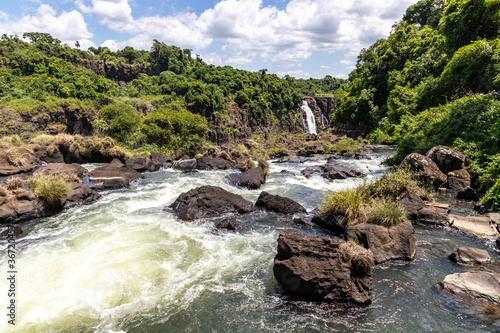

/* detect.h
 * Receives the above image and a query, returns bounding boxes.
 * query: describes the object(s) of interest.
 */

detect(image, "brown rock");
[346,221,416,264]
[274,229,373,305]
[34,163,89,178]
[438,271,500,303]
[228,167,266,190]
[0,224,23,237]
[426,146,466,174]
[215,217,242,231]
[0,148,42,176]
[415,205,450,226]
[311,211,348,235]
[89,158,144,190]
[449,247,491,265]
[63,183,101,209]
[255,191,306,215]
[457,187,480,201]
[401,153,447,188]
[446,169,471,191]
[397,190,425,219]
[125,155,154,172]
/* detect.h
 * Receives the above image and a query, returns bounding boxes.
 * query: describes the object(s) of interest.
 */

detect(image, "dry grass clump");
[338,239,374,275]
[0,135,23,148]
[0,185,7,196]
[28,174,71,208]
[4,177,24,190]
[257,155,269,176]
[4,148,28,167]
[46,144,59,157]
[31,134,55,144]
[237,143,250,156]
[60,172,82,184]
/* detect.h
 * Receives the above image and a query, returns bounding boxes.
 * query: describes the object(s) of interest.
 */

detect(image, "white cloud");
[0,4,93,44]
[226,56,253,65]
[200,52,223,65]
[76,0,133,28]
[336,73,348,79]
[276,70,319,79]
[320,65,330,69]
[340,59,354,65]
[100,39,121,51]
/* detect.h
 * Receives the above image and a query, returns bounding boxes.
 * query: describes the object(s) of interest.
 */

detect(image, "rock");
[0,224,23,237]
[457,187,480,201]
[33,144,65,163]
[449,214,499,240]
[215,217,242,231]
[346,221,416,264]
[301,164,364,180]
[255,191,307,215]
[150,152,173,170]
[170,185,255,221]
[415,205,450,226]
[273,229,373,305]
[311,211,348,235]
[34,163,89,178]
[426,146,466,174]
[298,142,325,157]
[0,191,51,224]
[496,237,500,249]
[175,158,197,171]
[279,170,296,176]
[275,154,306,164]
[0,148,42,176]
[63,183,101,209]
[228,167,265,190]
[89,158,144,190]
[438,271,500,303]
[400,153,447,188]
[449,247,491,265]
[397,190,425,219]
[446,169,471,191]
[125,155,154,172]
[196,147,251,171]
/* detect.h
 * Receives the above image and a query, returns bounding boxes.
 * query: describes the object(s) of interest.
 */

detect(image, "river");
[1,147,499,332]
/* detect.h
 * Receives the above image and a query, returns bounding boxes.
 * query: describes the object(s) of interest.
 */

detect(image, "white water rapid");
[300,100,317,134]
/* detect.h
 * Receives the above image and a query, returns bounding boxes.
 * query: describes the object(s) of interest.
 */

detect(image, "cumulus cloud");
[276,70,319,79]
[226,56,253,65]
[0,4,93,44]
[76,0,133,28]
[320,65,330,69]
[200,52,224,65]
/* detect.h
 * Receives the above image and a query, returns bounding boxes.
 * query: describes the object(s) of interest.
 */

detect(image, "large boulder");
[446,169,471,191]
[170,185,255,221]
[415,205,450,226]
[346,221,416,264]
[150,152,173,170]
[228,167,265,190]
[174,158,197,171]
[34,163,89,178]
[301,164,364,180]
[274,229,373,305]
[449,214,499,240]
[125,155,154,172]
[89,159,144,190]
[311,211,348,235]
[63,183,101,209]
[255,191,306,215]
[400,153,447,188]
[298,142,325,157]
[438,271,500,303]
[196,147,252,171]
[0,148,42,176]
[0,191,51,224]
[426,146,466,174]
[457,187,480,201]
[397,190,425,219]
[449,247,491,265]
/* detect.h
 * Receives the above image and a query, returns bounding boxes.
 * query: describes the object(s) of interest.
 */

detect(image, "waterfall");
[300,100,317,134]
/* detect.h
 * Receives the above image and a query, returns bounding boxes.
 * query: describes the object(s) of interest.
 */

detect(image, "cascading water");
[300,100,317,134]
[1,146,498,332]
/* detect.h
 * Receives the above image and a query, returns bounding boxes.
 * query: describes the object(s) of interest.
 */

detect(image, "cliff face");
[79,60,149,83]
[303,96,336,130]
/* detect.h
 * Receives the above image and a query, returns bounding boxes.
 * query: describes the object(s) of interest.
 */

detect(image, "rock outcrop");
[415,205,451,226]
[311,211,348,235]
[301,164,364,180]
[274,229,373,305]
[89,159,144,190]
[0,191,51,223]
[448,247,491,265]
[255,191,306,215]
[449,214,499,240]
[63,183,101,209]
[400,153,447,188]
[0,148,42,176]
[125,155,154,172]
[34,163,89,178]
[228,167,266,190]
[426,146,466,174]
[170,185,255,221]
[446,169,471,191]
[438,271,500,304]
[196,147,252,171]
[346,221,416,264]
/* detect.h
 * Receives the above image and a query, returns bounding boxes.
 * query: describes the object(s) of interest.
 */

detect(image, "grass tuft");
[28,174,71,208]
[4,177,24,190]
[367,200,408,227]
[0,185,7,196]
[0,135,23,148]
[320,186,368,225]
[4,148,28,167]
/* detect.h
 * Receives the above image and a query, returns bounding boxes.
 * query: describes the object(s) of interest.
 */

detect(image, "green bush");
[367,166,430,200]
[333,137,364,154]
[98,103,141,141]
[482,178,500,212]
[28,174,71,208]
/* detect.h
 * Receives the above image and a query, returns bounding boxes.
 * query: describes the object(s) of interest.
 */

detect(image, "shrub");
[28,174,71,208]
[5,177,24,190]
[367,200,408,227]
[257,155,269,176]
[333,137,364,154]
[98,103,141,141]
[482,178,500,212]
[237,144,250,156]
[367,166,430,200]
[320,186,368,225]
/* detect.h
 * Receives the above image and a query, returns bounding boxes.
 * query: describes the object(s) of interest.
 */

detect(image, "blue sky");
[0,0,419,79]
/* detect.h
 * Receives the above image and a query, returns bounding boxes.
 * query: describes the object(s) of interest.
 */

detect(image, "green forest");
[1,0,500,207]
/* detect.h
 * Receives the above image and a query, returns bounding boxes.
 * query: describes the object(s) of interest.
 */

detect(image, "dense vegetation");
[334,0,500,205]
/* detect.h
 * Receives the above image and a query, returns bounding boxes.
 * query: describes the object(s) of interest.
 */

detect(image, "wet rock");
[496,237,500,249]
[311,211,348,235]
[415,205,450,226]
[175,158,198,171]
[438,271,500,303]
[33,144,65,163]
[298,142,325,157]
[196,147,251,171]
[34,163,89,178]
[346,221,416,264]
[446,169,471,191]
[0,191,51,224]
[63,183,101,209]
[400,153,447,188]
[273,229,373,305]
[255,191,306,215]
[275,154,306,164]
[449,247,491,265]
[457,187,480,201]
[125,155,154,172]
[397,190,425,219]
[301,164,364,180]
[449,214,499,240]
[89,159,144,190]
[228,167,265,190]
[215,217,242,231]
[279,170,296,176]
[426,146,466,174]
[150,152,173,170]
[0,224,23,237]
[170,185,255,221]
[0,148,42,176]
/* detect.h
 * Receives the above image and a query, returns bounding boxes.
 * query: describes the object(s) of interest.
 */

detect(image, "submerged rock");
[255,191,306,215]
[426,146,466,174]
[400,153,447,188]
[0,224,23,237]
[346,221,416,264]
[215,217,242,231]
[449,247,491,265]
[170,185,255,221]
[273,229,373,306]
[228,167,266,190]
